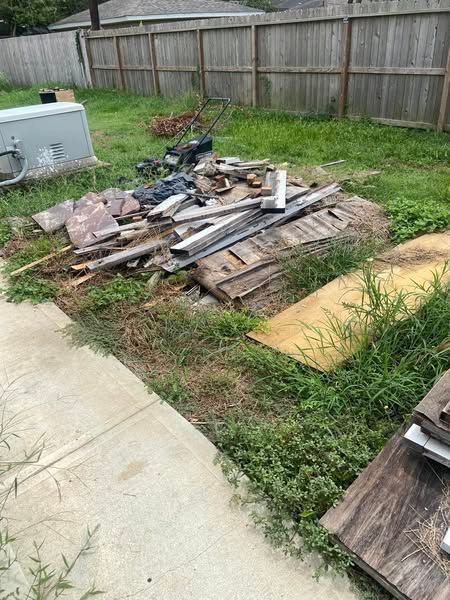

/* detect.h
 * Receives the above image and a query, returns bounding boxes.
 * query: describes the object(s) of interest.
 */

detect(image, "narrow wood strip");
[348,66,446,75]
[10,245,72,276]
[156,66,198,72]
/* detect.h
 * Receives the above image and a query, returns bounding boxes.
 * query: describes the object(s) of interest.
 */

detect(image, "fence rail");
[0,30,91,88]
[0,0,449,131]
[85,0,450,131]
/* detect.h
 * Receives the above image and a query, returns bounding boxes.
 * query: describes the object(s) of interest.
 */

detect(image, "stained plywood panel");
[321,432,450,600]
[248,232,450,371]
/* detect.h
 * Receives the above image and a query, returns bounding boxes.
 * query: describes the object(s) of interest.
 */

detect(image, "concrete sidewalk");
[0,293,355,599]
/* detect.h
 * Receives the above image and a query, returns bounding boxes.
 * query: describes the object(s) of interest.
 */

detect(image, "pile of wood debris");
[30,156,385,304]
[149,112,199,137]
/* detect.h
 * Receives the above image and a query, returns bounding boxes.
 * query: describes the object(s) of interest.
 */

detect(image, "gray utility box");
[0,102,98,183]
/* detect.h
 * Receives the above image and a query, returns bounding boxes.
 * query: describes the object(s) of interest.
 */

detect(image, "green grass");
[281,239,382,302]
[1,86,449,595]
[217,267,450,567]
[0,86,448,237]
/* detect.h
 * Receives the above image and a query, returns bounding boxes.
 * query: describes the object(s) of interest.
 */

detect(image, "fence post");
[196,29,206,97]
[114,36,125,90]
[78,31,93,88]
[148,32,160,96]
[83,34,96,88]
[437,46,450,132]
[338,17,352,118]
[251,25,258,107]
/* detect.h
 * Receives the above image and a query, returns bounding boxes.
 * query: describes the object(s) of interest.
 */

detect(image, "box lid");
[0,102,84,124]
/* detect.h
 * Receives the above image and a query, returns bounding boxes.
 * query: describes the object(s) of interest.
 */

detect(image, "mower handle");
[171,97,231,148]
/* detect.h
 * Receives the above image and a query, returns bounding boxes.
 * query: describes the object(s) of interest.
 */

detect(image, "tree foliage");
[0,0,108,35]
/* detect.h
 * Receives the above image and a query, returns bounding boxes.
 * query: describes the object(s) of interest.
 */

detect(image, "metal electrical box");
[0,102,98,185]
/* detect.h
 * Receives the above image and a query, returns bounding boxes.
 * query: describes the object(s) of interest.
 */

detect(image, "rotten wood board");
[172,197,262,223]
[192,202,355,303]
[170,209,260,256]
[86,240,168,272]
[248,232,450,372]
[147,193,189,218]
[320,431,450,600]
[413,370,450,445]
[155,184,340,272]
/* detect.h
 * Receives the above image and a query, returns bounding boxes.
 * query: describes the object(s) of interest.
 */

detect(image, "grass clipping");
[406,485,450,578]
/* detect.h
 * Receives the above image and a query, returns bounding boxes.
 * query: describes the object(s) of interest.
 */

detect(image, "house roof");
[272,0,323,9]
[50,0,264,30]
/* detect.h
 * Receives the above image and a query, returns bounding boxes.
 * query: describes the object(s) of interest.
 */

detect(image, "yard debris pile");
[149,112,199,137]
[31,156,386,304]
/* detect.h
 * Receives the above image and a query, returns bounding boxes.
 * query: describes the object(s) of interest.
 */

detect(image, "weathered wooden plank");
[260,170,287,213]
[172,197,262,223]
[9,245,72,276]
[87,239,168,271]
[413,370,450,443]
[321,431,450,600]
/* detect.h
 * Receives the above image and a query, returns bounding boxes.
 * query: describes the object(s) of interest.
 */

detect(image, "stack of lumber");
[28,158,329,273]
[29,155,383,301]
[321,371,450,600]
[404,370,450,468]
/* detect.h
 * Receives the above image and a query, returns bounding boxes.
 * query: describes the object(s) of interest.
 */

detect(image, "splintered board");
[320,432,450,600]
[247,232,450,372]
[414,370,450,445]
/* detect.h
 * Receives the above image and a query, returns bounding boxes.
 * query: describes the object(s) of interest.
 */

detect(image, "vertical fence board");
[0,1,448,130]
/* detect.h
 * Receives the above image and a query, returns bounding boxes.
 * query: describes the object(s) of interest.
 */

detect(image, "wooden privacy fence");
[86,0,450,131]
[0,30,91,88]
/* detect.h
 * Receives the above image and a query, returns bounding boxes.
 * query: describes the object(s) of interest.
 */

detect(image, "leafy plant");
[0,221,12,247]
[217,266,450,568]
[385,195,450,242]
[5,274,58,304]
[82,275,150,312]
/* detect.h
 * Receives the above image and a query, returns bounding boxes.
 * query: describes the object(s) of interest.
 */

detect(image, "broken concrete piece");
[32,200,75,233]
[66,203,118,248]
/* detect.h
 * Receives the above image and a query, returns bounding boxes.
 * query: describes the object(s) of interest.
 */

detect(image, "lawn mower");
[136,97,231,176]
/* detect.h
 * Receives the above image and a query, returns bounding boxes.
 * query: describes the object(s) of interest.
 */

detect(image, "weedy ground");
[0,86,449,599]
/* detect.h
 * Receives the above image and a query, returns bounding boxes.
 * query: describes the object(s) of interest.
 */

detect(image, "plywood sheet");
[320,432,450,600]
[248,232,450,371]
